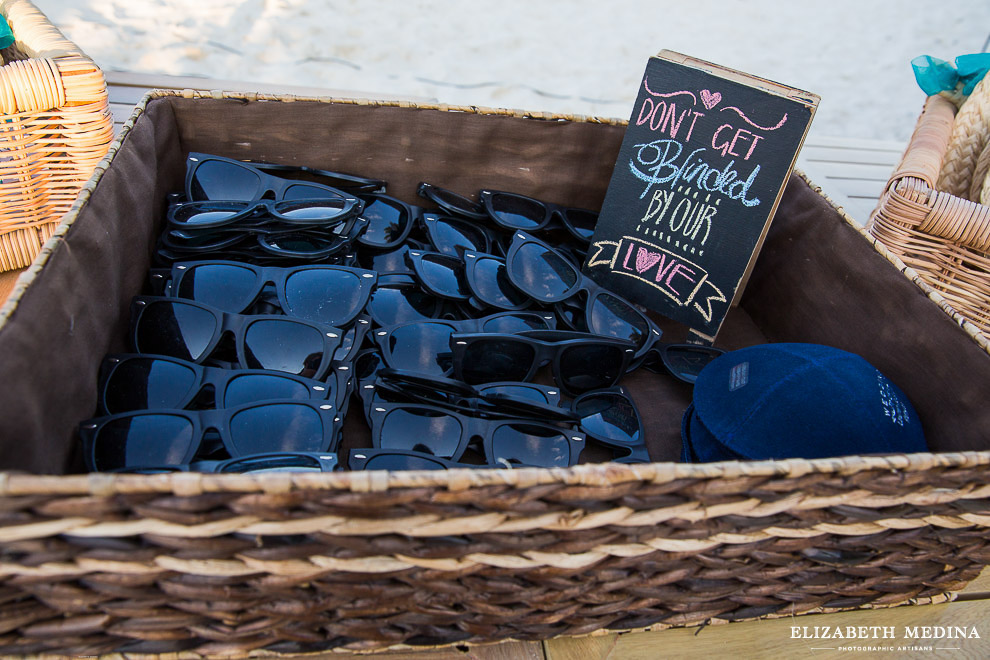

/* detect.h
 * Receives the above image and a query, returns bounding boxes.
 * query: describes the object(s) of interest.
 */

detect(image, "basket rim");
[1,450,987,496]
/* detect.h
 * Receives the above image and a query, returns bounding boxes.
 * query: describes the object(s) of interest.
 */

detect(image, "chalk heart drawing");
[635,247,662,274]
[700,89,722,110]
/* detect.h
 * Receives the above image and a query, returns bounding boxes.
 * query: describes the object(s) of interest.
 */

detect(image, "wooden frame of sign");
[584,50,820,343]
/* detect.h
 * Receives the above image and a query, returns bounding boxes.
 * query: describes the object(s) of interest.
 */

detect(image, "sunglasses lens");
[283,269,365,325]
[104,358,198,413]
[191,161,264,201]
[589,293,651,348]
[559,345,625,393]
[361,198,408,245]
[509,242,577,300]
[490,424,572,467]
[663,346,724,383]
[262,233,337,256]
[472,258,529,308]
[418,255,469,298]
[368,285,438,325]
[176,263,258,313]
[91,414,195,471]
[385,324,454,376]
[218,454,327,473]
[430,218,488,254]
[223,373,315,407]
[563,209,598,240]
[228,403,328,454]
[243,320,328,376]
[136,301,218,362]
[378,407,462,457]
[354,451,450,471]
[175,207,243,226]
[459,339,534,383]
[574,393,641,445]
[489,193,544,229]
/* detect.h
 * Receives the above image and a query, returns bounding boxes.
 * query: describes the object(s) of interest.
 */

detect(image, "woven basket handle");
[1,0,81,59]
[936,73,990,199]
[890,95,956,189]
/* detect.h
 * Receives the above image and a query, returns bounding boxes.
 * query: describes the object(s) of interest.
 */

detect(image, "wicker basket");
[868,94,990,337]
[0,90,988,656]
[0,0,114,272]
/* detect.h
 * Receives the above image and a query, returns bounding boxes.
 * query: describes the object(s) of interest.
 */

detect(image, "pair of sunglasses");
[505,231,662,358]
[449,329,636,396]
[129,296,344,380]
[374,311,557,377]
[149,261,377,327]
[167,197,364,231]
[367,400,585,468]
[420,213,504,257]
[416,182,598,244]
[356,193,426,250]
[98,353,339,414]
[406,248,531,313]
[113,451,340,474]
[185,152,381,202]
[80,400,342,472]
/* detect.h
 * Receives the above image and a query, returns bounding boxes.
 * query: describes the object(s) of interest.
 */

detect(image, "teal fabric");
[912,53,990,97]
[0,16,13,49]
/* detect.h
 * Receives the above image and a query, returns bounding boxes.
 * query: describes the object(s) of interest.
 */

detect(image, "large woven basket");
[0,90,989,656]
[0,0,113,272]
[869,93,990,336]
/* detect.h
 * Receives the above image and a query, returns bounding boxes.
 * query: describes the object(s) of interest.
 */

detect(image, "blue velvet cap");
[681,343,928,462]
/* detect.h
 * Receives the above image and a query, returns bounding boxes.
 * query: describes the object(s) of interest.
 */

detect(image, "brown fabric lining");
[0,95,986,475]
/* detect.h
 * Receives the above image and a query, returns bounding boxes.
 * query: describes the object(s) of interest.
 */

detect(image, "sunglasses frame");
[166,197,364,231]
[129,296,344,380]
[373,311,557,376]
[461,248,531,311]
[185,152,357,202]
[81,400,343,472]
[356,192,425,249]
[449,329,637,396]
[150,260,377,327]
[367,400,585,467]
[97,353,337,415]
[638,342,727,383]
[416,182,489,220]
[420,212,503,257]
[479,189,598,243]
[505,231,663,358]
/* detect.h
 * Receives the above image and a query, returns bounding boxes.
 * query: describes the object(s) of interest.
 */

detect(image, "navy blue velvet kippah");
[681,343,928,462]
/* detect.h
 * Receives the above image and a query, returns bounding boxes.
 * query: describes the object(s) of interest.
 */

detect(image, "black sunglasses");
[504,231,662,358]
[185,152,368,202]
[367,400,585,468]
[638,342,726,383]
[449,329,636,396]
[366,278,449,327]
[479,189,598,243]
[356,193,425,249]
[97,353,337,414]
[461,249,531,311]
[80,400,342,472]
[149,261,377,327]
[420,213,503,257]
[129,296,343,380]
[416,182,488,220]
[405,248,472,301]
[113,451,341,474]
[373,311,557,377]
[348,448,483,471]
[166,197,364,231]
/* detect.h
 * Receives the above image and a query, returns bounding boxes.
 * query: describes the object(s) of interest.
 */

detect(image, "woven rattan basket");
[0,0,113,272]
[0,90,988,656]
[869,94,990,336]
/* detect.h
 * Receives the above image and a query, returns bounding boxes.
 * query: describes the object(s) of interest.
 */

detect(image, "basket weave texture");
[869,91,990,337]
[0,0,113,272]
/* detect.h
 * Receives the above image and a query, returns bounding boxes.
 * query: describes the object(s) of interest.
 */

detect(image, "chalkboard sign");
[585,50,819,341]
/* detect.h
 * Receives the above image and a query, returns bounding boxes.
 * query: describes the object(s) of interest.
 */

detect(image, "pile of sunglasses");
[79,152,726,474]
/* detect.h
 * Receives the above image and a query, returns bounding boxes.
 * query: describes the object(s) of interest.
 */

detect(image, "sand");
[30,0,990,143]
